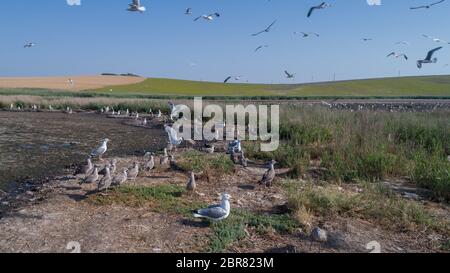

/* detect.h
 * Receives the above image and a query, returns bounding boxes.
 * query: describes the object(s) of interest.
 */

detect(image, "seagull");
[227,140,242,154]
[97,166,112,193]
[193,193,231,221]
[90,139,110,159]
[387,52,408,60]
[307,2,331,18]
[204,144,215,154]
[127,162,139,180]
[81,157,93,177]
[194,13,220,22]
[160,148,169,165]
[410,0,445,9]
[156,110,162,118]
[224,76,244,83]
[127,0,146,13]
[255,45,269,52]
[80,166,99,185]
[185,8,192,15]
[239,151,248,168]
[165,125,183,147]
[186,171,196,193]
[144,154,155,171]
[259,160,277,187]
[422,34,450,44]
[395,41,410,46]
[252,20,277,36]
[417,47,443,69]
[24,42,37,48]
[362,38,373,41]
[295,32,320,38]
[285,70,296,79]
[112,169,128,186]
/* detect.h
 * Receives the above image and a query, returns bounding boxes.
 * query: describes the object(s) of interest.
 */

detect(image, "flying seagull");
[285,70,296,79]
[307,2,331,18]
[185,8,192,15]
[295,32,320,38]
[193,193,231,221]
[362,38,373,41]
[127,0,146,13]
[164,125,183,147]
[417,47,443,69]
[24,42,37,48]
[255,45,269,52]
[422,34,450,44]
[410,0,445,9]
[194,13,220,22]
[224,76,244,83]
[252,20,277,36]
[387,52,408,60]
[395,41,410,46]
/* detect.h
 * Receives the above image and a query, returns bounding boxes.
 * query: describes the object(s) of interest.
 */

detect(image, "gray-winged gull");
[90,139,110,159]
[193,193,231,221]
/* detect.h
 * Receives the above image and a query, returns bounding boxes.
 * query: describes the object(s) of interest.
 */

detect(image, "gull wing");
[224,76,232,83]
[265,20,277,31]
[196,206,227,219]
[426,47,443,60]
[430,0,445,6]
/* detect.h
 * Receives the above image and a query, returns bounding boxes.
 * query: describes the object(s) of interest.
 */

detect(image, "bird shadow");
[66,194,88,202]
[146,175,170,179]
[237,184,256,191]
[264,245,302,254]
[179,218,210,228]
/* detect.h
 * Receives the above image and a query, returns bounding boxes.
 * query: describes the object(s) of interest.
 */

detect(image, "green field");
[93,75,450,98]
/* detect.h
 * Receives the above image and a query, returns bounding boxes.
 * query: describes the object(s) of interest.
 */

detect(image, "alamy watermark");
[168,97,279,152]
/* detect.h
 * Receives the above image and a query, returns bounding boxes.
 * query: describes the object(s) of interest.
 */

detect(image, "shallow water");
[0,111,166,190]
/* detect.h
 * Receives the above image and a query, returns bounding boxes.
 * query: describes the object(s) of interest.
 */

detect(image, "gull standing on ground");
[80,166,99,185]
[417,47,443,69]
[410,0,445,9]
[239,151,248,168]
[186,171,196,193]
[112,169,128,186]
[252,20,277,36]
[90,139,110,159]
[193,193,231,221]
[160,148,169,165]
[127,0,146,13]
[307,2,331,18]
[156,110,162,118]
[81,157,93,177]
[97,166,112,193]
[259,160,277,187]
[127,162,139,180]
[144,153,155,171]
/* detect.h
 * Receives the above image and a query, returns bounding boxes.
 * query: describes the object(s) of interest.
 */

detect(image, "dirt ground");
[0,114,448,253]
[0,76,145,91]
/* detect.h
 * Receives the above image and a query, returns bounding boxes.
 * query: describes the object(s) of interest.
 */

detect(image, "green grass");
[285,181,450,233]
[177,150,235,179]
[92,75,450,97]
[207,210,298,253]
[90,184,204,215]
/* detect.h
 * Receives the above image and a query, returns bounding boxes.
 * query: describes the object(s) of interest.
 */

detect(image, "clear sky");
[0,0,449,83]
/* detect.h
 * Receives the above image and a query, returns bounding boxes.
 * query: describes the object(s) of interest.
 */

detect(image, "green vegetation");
[207,210,298,253]
[93,76,450,97]
[245,107,450,201]
[90,184,203,215]
[285,181,450,233]
[177,150,235,179]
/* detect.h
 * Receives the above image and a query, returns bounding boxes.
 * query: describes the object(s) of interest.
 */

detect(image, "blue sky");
[0,0,449,83]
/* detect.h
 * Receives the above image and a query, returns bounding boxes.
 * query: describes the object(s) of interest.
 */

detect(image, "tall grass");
[246,106,450,201]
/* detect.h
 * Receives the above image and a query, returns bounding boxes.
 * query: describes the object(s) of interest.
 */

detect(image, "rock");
[310,227,327,243]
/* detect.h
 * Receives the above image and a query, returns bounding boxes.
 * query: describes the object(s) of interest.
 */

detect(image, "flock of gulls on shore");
[19,0,448,84]
[70,101,279,223]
